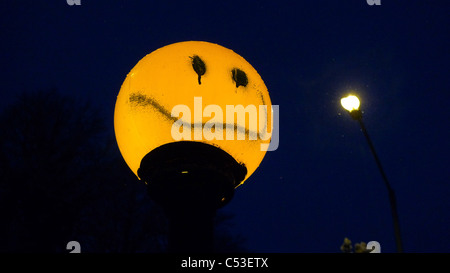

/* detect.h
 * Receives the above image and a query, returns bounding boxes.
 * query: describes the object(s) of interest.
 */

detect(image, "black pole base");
[137,141,247,253]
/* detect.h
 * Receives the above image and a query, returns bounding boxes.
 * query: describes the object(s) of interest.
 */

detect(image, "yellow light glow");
[114,41,273,186]
[341,95,360,111]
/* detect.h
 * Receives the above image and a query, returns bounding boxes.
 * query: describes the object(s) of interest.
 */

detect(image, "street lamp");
[114,41,273,252]
[340,94,403,253]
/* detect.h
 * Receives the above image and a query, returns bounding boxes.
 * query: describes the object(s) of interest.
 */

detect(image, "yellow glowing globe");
[114,41,272,186]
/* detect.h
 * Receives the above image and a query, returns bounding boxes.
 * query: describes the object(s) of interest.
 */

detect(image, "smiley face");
[114,41,272,186]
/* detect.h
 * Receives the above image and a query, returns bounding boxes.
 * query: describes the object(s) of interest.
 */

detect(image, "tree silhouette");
[0,89,118,252]
[0,89,246,253]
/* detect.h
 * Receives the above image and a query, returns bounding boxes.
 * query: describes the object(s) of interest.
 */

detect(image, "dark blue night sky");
[0,1,449,253]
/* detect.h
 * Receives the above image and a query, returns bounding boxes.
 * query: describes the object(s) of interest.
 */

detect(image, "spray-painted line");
[129,92,270,140]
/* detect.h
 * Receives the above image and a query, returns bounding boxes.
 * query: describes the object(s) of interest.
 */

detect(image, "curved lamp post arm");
[341,95,403,253]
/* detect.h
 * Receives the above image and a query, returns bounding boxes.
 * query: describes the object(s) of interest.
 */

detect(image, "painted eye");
[231,68,248,88]
[190,55,206,84]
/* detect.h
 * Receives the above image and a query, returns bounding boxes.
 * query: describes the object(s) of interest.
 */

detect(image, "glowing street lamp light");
[340,95,362,120]
[340,95,360,112]
[341,94,403,253]
[114,41,273,252]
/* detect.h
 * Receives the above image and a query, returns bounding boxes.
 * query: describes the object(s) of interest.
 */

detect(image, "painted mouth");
[129,92,269,140]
